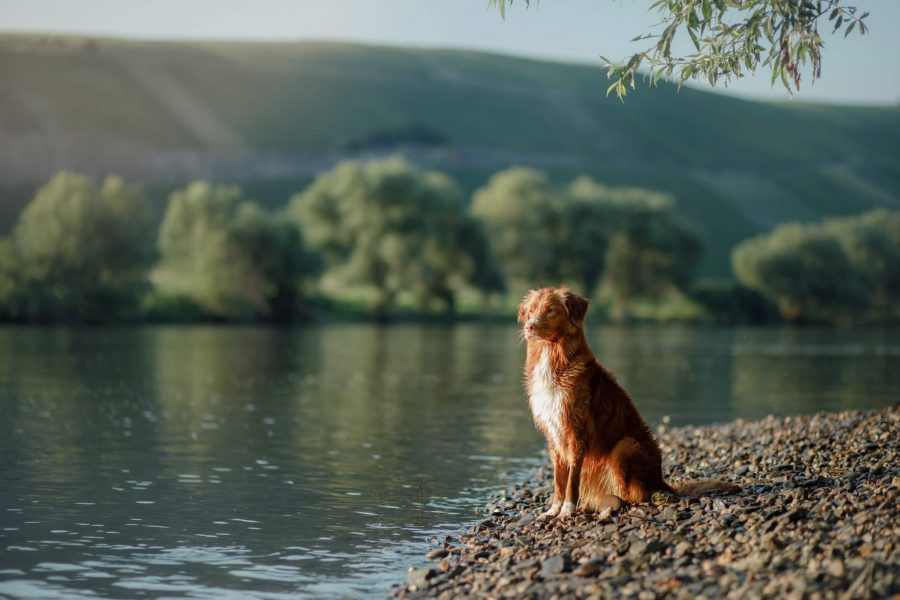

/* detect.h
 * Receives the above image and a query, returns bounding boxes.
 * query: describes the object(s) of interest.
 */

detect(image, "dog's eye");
[546,307,556,315]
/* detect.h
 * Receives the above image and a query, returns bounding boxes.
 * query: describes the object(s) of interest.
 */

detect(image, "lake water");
[1,324,897,598]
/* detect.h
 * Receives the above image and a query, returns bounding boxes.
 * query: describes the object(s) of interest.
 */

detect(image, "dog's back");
[575,362,671,505]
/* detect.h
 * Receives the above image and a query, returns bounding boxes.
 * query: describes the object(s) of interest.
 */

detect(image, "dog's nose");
[525,322,536,332]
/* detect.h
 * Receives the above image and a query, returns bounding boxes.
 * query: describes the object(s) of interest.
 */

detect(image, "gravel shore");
[393,406,898,599]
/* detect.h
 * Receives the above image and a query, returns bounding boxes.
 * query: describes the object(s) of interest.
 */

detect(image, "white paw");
[539,502,562,519]
[556,501,575,519]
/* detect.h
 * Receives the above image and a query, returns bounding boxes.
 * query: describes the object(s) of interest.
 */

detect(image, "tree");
[456,217,507,301]
[0,238,21,320]
[545,177,612,295]
[732,209,900,323]
[289,157,500,315]
[566,175,684,296]
[414,213,506,311]
[470,167,564,291]
[154,182,317,320]
[489,0,869,99]
[732,222,871,322]
[3,172,155,321]
[598,189,702,318]
[824,209,900,320]
[471,169,701,309]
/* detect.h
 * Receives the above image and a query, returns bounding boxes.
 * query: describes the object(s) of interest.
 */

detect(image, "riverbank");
[394,406,898,599]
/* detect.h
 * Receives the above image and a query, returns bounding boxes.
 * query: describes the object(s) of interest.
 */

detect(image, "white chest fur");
[529,348,566,452]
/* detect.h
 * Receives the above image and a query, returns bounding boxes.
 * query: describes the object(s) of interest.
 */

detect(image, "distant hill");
[1,34,898,276]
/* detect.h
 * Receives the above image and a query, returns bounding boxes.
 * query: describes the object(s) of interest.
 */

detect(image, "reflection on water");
[588,325,900,422]
[0,324,897,598]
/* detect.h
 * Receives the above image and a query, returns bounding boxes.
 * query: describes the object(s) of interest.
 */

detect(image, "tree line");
[0,174,314,322]
[0,159,896,324]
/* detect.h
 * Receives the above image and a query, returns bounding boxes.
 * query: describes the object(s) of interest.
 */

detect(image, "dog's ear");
[517,291,533,324]
[564,291,590,326]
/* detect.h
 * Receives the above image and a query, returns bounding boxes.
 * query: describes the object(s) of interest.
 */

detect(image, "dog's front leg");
[558,450,585,518]
[540,450,568,518]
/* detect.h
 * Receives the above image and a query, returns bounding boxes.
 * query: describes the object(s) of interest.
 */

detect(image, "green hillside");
[1,34,898,276]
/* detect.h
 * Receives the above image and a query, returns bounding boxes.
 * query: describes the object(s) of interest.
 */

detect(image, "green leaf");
[688,9,700,30]
[492,0,506,19]
[845,22,856,37]
[660,22,678,57]
[688,27,700,51]
[606,79,620,97]
[626,53,642,71]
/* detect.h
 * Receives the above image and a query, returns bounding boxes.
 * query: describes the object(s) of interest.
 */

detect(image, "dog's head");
[517,287,589,342]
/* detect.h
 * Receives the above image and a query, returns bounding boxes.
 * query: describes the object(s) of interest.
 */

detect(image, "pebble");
[515,514,536,526]
[573,559,603,577]
[425,548,448,560]
[539,553,571,577]
[393,407,899,599]
[596,494,624,513]
[406,567,435,590]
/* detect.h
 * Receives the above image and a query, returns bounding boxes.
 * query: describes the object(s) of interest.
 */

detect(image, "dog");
[518,286,739,518]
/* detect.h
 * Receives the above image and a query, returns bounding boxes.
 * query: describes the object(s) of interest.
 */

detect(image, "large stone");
[515,514,536,526]
[573,559,603,577]
[596,495,624,513]
[426,548,449,560]
[539,553,571,577]
[406,567,436,589]
[627,540,648,558]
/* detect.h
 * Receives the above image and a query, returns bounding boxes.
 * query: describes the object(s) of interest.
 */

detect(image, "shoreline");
[393,406,898,599]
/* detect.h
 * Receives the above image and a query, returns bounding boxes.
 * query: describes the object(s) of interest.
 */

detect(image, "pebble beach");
[394,406,899,599]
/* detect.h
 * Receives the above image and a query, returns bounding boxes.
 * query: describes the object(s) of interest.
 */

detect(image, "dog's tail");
[670,480,740,497]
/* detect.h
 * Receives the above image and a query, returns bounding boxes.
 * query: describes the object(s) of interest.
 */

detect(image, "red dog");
[518,286,738,518]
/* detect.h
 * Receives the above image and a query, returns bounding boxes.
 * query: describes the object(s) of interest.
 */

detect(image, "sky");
[0,0,897,105]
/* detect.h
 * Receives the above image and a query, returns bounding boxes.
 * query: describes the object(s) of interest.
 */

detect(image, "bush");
[1,172,155,321]
[731,208,900,323]
[472,168,702,318]
[154,182,318,320]
[289,157,502,316]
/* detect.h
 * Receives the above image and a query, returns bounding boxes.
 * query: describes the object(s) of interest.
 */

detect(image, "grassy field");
[1,34,899,277]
